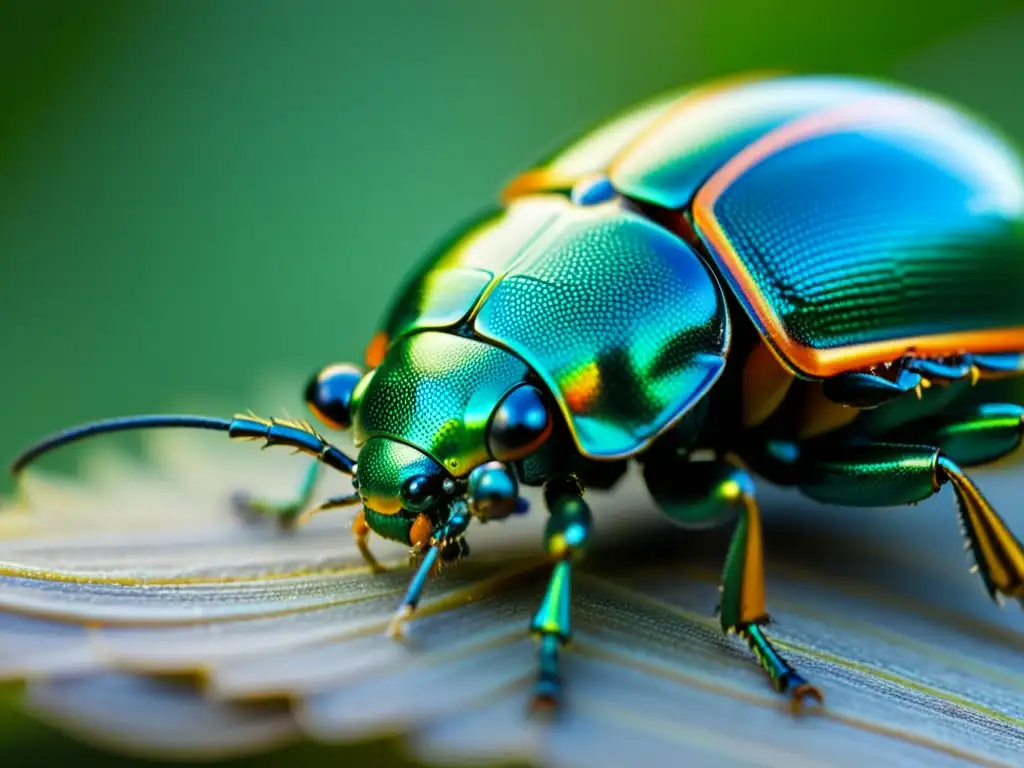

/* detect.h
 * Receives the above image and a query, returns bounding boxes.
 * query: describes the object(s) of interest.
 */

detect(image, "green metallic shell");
[352,332,529,477]
[609,74,900,210]
[354,437,446,516]
[380,197,572,344]
[502,85,697,199]
[473,201,729,459]
[501,71,782,201]
[374,196,730,461]
[692,93,1024,379]
[798,444,940,508]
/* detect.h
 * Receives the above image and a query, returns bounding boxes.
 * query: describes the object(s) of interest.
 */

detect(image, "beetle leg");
[407,513,462,574]
[388,502,471,638]
[352,507,387,574]
[529,476,591,710]
[821,359,923,409]
[798,442,1024,604]
[820,352,1024,415]
[643,456,822,708]
[877,403,1024,468]
[972,352,1024,380]
[232,460,322,530]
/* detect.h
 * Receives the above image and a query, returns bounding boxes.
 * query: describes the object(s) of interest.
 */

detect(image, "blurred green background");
[1,0,1024,764]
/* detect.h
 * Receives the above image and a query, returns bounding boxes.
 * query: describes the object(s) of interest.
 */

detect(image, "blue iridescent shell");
[375,72,1024,460]
[506,73,1024,380]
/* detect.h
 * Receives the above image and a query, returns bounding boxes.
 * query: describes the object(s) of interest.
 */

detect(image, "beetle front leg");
[351,507,388,574]
[530,476,592,709]
[643,456,822,708]
[388,503,472,638]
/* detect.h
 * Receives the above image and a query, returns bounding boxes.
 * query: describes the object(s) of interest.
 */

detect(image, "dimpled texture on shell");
[353,332,529,477]
[381,197,570,343]
[354,437,441,517]
[474,201,729,459]
[693,95,1024,379]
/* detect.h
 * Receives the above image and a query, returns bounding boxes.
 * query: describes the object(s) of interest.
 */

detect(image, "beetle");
[12,72,1024,711]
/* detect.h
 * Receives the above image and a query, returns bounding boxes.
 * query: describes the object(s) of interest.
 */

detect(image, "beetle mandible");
[13,72,1024,710]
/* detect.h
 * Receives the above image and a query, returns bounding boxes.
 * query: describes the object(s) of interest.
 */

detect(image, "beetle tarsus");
[387,605,413,640]
[529,633,563,712]
[785,676,825,713]
[739,622,822,711]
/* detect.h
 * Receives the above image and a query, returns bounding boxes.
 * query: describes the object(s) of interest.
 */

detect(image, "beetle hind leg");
[864,402,1024,601]
[797,440,1024,607]
[643,455,822,707]
[937,455,1024,602]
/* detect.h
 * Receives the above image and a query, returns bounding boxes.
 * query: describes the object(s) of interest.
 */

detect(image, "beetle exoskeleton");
[14,72,1024,713]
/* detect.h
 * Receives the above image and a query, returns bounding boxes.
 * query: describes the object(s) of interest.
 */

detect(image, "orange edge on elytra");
[606,69,785,181]
[501,169,575,203]
[502,70,784,205]
[692,98,1024,380]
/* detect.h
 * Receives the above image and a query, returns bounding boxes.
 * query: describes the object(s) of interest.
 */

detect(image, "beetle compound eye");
[305,363,363,430]
[400,474,441,513]
[487,384,552,462]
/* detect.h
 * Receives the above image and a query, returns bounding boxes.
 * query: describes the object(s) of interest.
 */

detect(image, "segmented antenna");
[10,412,356,477]
[227,413,355,474]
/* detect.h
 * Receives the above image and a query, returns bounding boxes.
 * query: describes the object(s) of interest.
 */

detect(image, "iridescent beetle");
[13,72,1024,710]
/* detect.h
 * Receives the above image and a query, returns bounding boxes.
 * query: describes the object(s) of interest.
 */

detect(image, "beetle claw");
[386,605,413,640]
[788,681,824,713]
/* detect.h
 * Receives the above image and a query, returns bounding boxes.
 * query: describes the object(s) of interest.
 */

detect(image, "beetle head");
[344,331,551,521]
[353,437,526,524]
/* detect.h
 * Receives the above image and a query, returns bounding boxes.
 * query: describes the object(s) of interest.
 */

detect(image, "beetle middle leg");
[642,455,822,708]
[528,475,592,709]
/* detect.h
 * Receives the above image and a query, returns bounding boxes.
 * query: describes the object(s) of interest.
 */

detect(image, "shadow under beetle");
[14,72,1024,711]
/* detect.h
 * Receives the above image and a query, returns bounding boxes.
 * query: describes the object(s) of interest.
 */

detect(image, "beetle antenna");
[10,413,356,477]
